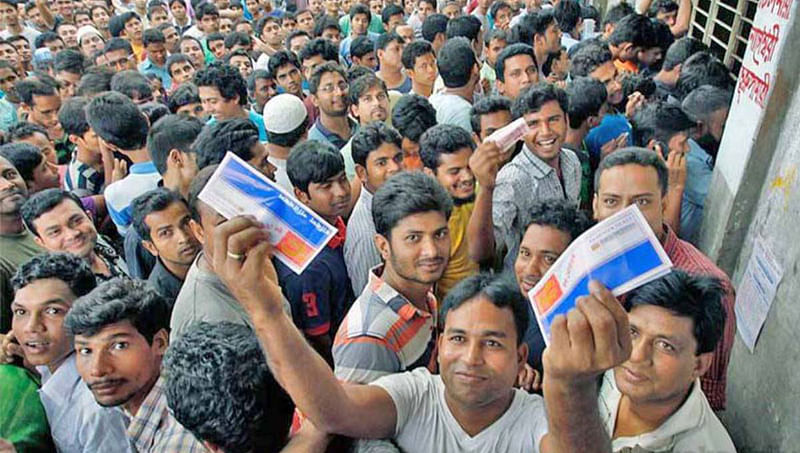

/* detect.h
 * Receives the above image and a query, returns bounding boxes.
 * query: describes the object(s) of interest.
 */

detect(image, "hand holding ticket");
[527,205,673,345]
[485,117,529,152]
[198,153,337,274]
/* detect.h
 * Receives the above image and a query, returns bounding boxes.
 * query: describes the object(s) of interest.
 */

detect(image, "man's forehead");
[629,304,695,342]
[598,164,661,192]
[74,319,141,343]
[444,296,517,335]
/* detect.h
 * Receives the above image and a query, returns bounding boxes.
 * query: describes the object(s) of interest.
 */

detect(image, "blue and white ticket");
[528,205,673,345]
[198,152,337,274]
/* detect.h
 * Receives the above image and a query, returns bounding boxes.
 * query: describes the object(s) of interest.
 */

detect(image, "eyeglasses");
[319,82,348,94]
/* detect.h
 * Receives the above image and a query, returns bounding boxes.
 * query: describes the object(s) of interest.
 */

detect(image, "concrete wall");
[699,12,800,451]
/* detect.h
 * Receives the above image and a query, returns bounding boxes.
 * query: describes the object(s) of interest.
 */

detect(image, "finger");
[211,216,261,271]
[577,294,619,366]
[548,314,569,350]
[588,280,630,354]
[226,225,270,258]
[244,239,276,282]
[532,369,542,390]
[566,304,594,354]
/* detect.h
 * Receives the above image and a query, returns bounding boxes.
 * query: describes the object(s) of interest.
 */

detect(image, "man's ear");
[354,163,368,182]
[517,342,529,368]
[310,93,320,108]
[374,232,391,261]
[67,133,82,146]
[349,103,360,119]
[141,239,159,257]
[151,328,169,356]
[293,186,311,205]
[202,440,224,452]
[168,148,184,169]
[496,79,506,96]
[33,234,45,248]
[422,166,434,177]
[189,218,205,245]
[586,115,599,129]
[693,352,713,379]
[472,132,481,144]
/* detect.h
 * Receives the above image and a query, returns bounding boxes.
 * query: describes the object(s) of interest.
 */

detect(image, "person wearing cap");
[262,93,309,193]
[77,25,106,59]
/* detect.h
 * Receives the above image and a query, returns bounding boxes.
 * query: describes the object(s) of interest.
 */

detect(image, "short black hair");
[470,95,512,135]
[608,13,654,48]
[267,49,301,77]
[85,91,149,150]
[512,82,568,119]
[6,121,48,142]
[681,85,732,122]
[147,114,204,175]
[350,36,374,59]
[76,66,114,96]
[489,1,511,20]
[225,31,252,49]
[34,31,62,49]
[286,140,345,193]
[64,278,170,342]
[285,29,310,50]
[437,37,476,88]
[419,124,476,171]
[375,32,403,53]
[569,41,612,77]
[674,52,732,101]
[188,165,217,221]
[195,2,219,20]
[0,143,43,184]
[381,3,404,24]
[349,2,370,21]
[391,93,437,143]
[495,43,536,83]
[401,39,434,70]
[21,188,85,236]
[313,16,340,37]
[193,62,248,106]
[110,70,153,101]
[147,1,168,18]
[631,101,695,148]
[53,49,85,75]
[346,64,373,82]
[166,53,193,76]
[255,15,280,37]
[247,69,273,94]
[351,121,402,168]
[484,28,508,47]
[108,11,141,37]
[372,171,452,238]
[595,147,668,195]
[167,83,202,113]
[441,272,529,345]
[620,72,657,101]
[566,76,607,129]
[58,96,91,137]
[131,187,187,241]
[515,10,556,45]
[14,78,57,106]
[298,38,338,63]
[162,322,294,453]
[647,0,679,17]
[554,0,582,34]
[445,15,481,41]
[11,252,96,296]
[347,74,387,107]
[103,36,134,56]
[602,2,635,28]
[308,61,346,95]
[662,37,707,71]
[194,118,260,169]
[421,13,448,42]
[521,198,594,243]
[628,269,726,354]
[143,28,165,46]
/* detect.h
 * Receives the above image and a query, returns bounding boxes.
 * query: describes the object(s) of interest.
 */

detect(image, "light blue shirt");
[339,32,380,66]
[104,160,162,236]
[680,139,714,245]
[206,110,269,143]
[37,354,133,453]
[138,58,172,90]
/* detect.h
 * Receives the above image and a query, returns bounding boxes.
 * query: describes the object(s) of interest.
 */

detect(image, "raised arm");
[540,281,633,453]
[467,141,508,264]
[212,217,397,439]
[672,0,692,37]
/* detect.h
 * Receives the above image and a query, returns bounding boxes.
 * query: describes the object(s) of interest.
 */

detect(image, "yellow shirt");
[132,41,144,63]
[436,201,479,300]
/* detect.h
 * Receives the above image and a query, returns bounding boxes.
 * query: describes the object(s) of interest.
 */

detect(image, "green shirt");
[0,229,44,332]
[0,364,56,453]
[339,12,386,36]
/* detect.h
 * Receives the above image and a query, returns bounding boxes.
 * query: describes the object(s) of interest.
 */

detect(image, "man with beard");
[277,141,354,364]
[340,74,389,179]
[334,171,451,384]
[0,155,43,331]
[419,124,479,300]
[308,62,357,150]
[21,189,129,280]
[3,253,132,452]
[65,278,207,452]
[679,85,730,245]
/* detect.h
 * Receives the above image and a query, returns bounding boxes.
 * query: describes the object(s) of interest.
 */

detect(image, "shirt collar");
[662,223,679,255]
[38,353,79,402]
[327,216,346,249]
[130,161,158,174]
[313,117,357,142]
[126,376,167,451]
[521,144,557,177]
[366,264,437,321]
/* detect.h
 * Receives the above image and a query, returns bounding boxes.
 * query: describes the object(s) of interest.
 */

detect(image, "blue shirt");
[680,139,714,245]
[138,58,172,90]
[308,117,358,150]
[206,110,269,142]
[104,161,162,236]
[584,113,633,161]
[339,32,380,66]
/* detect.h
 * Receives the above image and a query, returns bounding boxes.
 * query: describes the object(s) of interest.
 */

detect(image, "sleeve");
[79,407,134,453]
[370,369,430,437]
[679,193,702,245]
[333,333,403,384]
[281,264,333,337]
[491,169,519,253]
[0,367,55,453]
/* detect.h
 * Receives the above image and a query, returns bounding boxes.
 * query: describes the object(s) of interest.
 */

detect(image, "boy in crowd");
[167,83,205,118]
[375,32,410,93]
[564,77,609,208]
[340,73,390,180]
[344,121,404,295]
[391,93,436,170]
[608,14,655,74]
[0,143,60,194]
[247,69,278,116]
[279,141,354,364]
[138,28,171,90]
[194,118,276,180]
[470,95,513,144]
[308,63,357,150]
[166,54,196,88]
[480,29,508,93]
[495,43,539,101]
[59,96,104,195]
[429,37,480,132]
[402,39,437,98]
[350,36,377,70]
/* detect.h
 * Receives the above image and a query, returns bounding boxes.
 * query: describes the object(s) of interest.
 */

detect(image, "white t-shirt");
[267,155,293,194]
[371,368,548,453]
[429,93,473,133]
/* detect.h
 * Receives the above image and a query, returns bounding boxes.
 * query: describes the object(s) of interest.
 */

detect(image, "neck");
[7,23,22,33]
[161,256,192,280]
[175,16,188,26]
[443,84,473,103]
[124,371,160,417]
[47,351,73,374]
[320,113,352,138]
[0,214,24,235]
[476,5,487,13]
[266,143,290,160]
[564,127,586,149]
[412,80,433,97]
[75,146,103,169]
[445,388,515,437]
[381,262,432,310]
[124,147,152,164]
[161,171,185,197]
[654,70,675,87]
[87,250,110,276]
[616,388,689,438]
[378,65,403,85]
[533,46,547,75]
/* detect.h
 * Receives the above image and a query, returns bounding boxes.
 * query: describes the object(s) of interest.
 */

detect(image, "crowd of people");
[0,0,741,449]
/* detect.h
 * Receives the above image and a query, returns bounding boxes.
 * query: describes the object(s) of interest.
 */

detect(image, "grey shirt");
[429,93,473,133]
[492,145,581,267]
[344,188,382,295]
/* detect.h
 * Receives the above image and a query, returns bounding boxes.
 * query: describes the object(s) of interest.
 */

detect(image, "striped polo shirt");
[333,265,439,384]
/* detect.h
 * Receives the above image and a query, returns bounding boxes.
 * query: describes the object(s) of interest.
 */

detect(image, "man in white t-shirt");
[429,37,480,133]
[211,201,636,453]
[599,270,735,452]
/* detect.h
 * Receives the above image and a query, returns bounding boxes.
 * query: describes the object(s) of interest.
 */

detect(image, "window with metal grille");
[690,0,759,78]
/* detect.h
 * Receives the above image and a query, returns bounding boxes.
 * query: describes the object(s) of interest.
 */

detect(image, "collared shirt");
[333,265,439,384]
[94,235,130,282]
[138,58,172,90]
[147,258,184,308]
[37,354,132,453]
[276,217,355,338]
[680,139,714,245]
[662,225,735,410]
[344,187,382,295]
[307,117,358,150]
[105,161,162,236]
[598,370,735,452]
[126,376,207,453]
[64,154,104,195]
[492,145,581,266]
